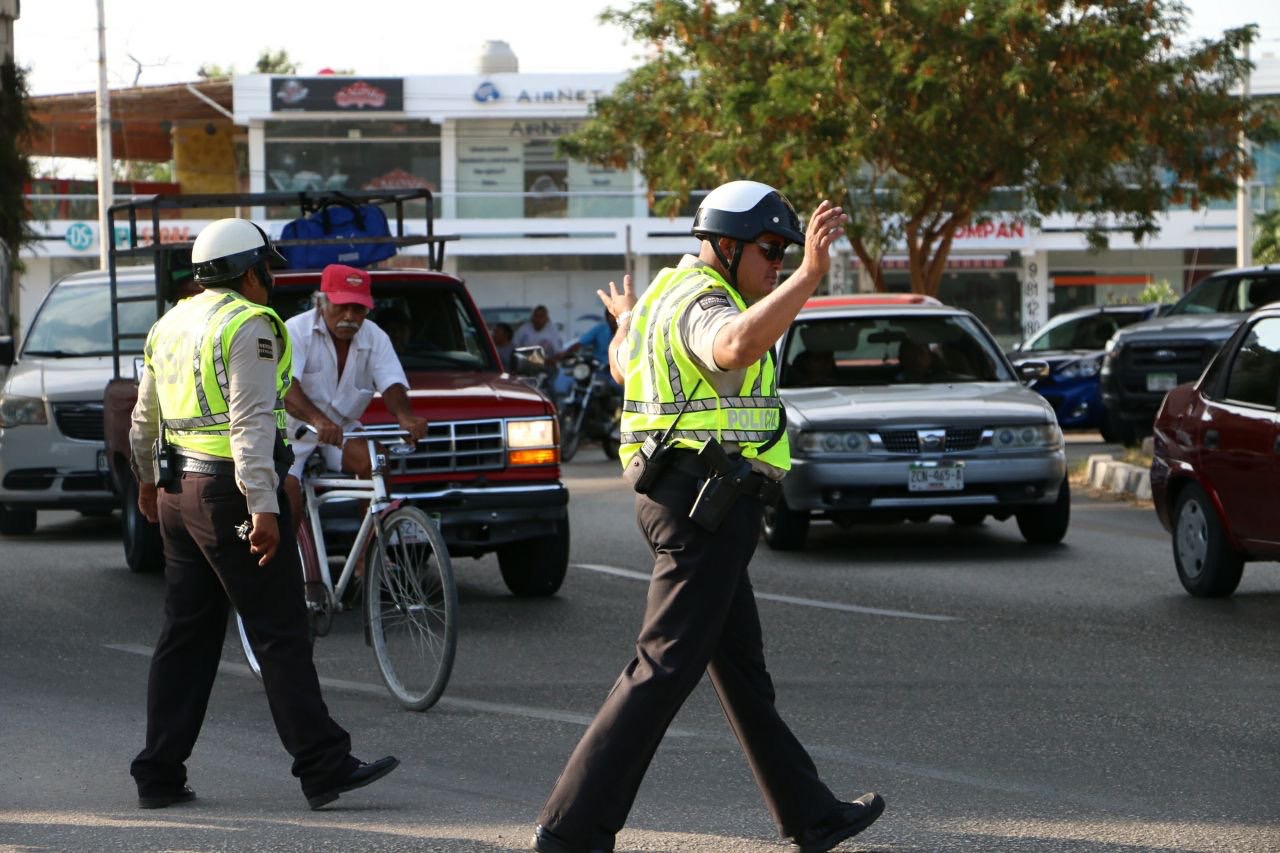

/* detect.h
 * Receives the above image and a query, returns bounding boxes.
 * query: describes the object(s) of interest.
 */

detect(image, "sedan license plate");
[909,462,964,492]
[1146,372,1177,392]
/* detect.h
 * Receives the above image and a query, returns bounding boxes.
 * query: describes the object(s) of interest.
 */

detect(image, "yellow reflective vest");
[619,265,790,470]
[144,288,292,459]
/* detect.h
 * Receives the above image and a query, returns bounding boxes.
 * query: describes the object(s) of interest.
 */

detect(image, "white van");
[0,267,158,534]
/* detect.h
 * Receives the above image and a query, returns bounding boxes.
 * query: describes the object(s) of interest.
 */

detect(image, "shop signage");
[469,81,606,106]
[112,224,193,248]
[271,77,404,112]
[955,221,1025,240]
[65,222,94,251]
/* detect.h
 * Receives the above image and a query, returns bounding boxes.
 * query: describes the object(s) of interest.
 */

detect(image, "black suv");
[1100,265,1280,444]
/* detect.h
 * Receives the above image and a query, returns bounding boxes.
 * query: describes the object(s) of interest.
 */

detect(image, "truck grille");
[52,403,105,441]
[878,428,983,454]
[394,419,505,474]
[1119,342,1219,393]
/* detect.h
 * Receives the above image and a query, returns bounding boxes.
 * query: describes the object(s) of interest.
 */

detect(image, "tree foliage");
[0,59,36,277]
[1255,182,1280,265]
[562,0,1277,294]
[198,48,300,80]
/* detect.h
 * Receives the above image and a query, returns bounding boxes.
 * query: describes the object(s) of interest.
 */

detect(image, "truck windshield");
[23,279,157,357]
[274,285,498,371]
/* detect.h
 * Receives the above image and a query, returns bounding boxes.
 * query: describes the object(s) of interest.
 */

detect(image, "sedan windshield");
[782,314,1013,387]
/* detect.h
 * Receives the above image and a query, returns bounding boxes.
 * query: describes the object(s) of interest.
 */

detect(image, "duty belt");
[174,453,236,477]
[664,448,783,506]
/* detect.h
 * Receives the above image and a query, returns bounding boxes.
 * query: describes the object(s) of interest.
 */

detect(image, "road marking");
[102,643,701,737]
[573,563,960,622]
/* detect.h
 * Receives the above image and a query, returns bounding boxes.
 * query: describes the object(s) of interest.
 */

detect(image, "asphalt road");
[2,436,1278,852]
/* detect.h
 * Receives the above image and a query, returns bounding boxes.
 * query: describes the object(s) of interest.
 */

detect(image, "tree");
[1255,181,1280,265]
[562,0,1277,294]
[0,58,36,300]
[197,48,300,80]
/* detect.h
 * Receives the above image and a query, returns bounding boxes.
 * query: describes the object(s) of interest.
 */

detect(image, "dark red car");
[1150,301,1280,597]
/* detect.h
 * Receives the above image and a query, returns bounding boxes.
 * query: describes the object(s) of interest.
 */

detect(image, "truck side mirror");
[0,336,13,368]
[512,345,547,375]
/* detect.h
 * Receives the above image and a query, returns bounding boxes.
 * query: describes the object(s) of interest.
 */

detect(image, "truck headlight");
[507,417,558,465]
[796,430,873,455]
[987,424,1062,449]
[0,395,48,428]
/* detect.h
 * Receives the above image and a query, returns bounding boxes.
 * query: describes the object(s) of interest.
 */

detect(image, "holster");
[626,435,672,494]
[152,436,176,490]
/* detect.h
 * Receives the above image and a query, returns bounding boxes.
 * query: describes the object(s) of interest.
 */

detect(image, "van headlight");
[987,424,1062,449]
[796,430,874,455]
[0,395,48,427]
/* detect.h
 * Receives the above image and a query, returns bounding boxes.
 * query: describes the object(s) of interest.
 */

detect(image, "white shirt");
[285,308,408,454]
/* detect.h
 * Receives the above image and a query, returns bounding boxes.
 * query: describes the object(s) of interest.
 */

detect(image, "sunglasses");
[751,240,789,262]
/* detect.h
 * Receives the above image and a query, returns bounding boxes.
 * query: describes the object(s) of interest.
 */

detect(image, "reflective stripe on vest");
[145,288,293,459]
[619,266,790,470]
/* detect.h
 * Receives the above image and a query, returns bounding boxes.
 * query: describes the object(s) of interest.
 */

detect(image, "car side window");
[1222,317,1280,410]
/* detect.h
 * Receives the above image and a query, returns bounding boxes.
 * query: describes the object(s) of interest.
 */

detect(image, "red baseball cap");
[320,264,374,309]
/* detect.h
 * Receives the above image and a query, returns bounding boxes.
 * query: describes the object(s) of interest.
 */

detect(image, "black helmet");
[692,180,805,245]
[191,218,287,286]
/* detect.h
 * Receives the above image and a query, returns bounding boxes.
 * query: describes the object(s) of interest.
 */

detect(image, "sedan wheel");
[762,497,810,551]
[1172,482,1244,598]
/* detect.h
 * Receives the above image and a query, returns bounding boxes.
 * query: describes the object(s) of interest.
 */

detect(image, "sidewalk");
[1078,438,1155,501]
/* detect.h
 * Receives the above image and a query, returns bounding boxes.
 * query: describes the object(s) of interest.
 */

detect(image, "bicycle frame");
[300,428,414,609]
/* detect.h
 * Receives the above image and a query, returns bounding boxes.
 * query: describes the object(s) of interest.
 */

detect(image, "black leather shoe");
[305,756,399,810]
[789,793,886,852]
[137,784,196,809]
[530,824,615,853]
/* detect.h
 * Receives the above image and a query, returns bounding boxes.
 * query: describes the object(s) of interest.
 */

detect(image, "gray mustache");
[336,321,361,331]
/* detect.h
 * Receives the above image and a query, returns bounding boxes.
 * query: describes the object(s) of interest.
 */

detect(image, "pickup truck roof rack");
[106,188,459,379]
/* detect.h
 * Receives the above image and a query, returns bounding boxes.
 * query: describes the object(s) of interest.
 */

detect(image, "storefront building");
[16,48,1280,349]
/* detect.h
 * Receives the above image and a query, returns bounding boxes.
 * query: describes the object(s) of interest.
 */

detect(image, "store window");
[264,119,441,198]
[455,120,632,219]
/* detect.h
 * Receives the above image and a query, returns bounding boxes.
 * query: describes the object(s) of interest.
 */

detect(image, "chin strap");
[708,240,747,290]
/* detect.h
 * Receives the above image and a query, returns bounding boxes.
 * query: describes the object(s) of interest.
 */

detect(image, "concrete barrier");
[1080,454,1151,501]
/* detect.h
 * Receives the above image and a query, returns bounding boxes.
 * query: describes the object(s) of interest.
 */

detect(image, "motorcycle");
[557,353,622,462]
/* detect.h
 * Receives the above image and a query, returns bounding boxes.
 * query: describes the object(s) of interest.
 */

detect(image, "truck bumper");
[393,481,569,558]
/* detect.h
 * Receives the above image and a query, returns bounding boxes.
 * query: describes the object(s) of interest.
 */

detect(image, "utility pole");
[95,0,113,269]
[1236,41,1252,269]
[1,0,19,343]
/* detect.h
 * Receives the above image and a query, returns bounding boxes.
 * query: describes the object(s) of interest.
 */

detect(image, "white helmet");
[692,180,804,245]
[191,218,287,285]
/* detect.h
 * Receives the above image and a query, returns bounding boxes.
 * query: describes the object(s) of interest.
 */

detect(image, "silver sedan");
[765,300,1068,550]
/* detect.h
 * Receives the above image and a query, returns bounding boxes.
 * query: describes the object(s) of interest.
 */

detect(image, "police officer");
[532,182,884,853]
[128,218,398,810]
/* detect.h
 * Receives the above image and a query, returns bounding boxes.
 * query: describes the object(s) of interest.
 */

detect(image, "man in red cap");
[282,264,428,528]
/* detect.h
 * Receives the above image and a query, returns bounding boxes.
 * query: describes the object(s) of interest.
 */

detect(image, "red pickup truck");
[101,190,569,596]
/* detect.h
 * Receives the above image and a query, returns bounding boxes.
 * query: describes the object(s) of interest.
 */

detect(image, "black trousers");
[129,472,354,797]
[537,465,839,844]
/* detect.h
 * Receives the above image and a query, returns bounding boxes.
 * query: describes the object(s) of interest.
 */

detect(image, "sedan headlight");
[0,395,48,428]
[796,430,874,454]
[988,423,1062,450]
[1055,354,1103,380]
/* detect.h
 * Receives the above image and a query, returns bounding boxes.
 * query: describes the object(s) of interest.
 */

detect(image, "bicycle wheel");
[365,506,458,711]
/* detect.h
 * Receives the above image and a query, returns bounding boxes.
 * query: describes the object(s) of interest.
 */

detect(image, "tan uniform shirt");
[130,295,286,514]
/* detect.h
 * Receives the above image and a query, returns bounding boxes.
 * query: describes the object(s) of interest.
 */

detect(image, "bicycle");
[235,425,458,711]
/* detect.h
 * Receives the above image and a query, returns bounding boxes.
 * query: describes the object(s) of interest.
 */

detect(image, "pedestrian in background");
[532,181,884,853]
[128,219,399,811]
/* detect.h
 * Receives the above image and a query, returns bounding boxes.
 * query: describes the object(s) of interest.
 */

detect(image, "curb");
[1083,453,1152,501]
